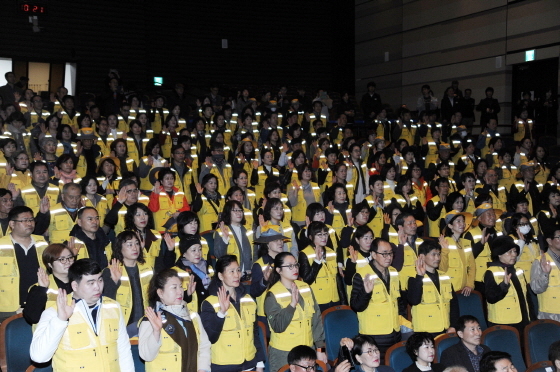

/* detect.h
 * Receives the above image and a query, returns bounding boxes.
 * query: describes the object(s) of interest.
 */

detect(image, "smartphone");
[341,345,355,367]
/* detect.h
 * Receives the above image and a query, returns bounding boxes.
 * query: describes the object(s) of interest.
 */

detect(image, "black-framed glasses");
[361,348,380,356]
[293,363,317,371]
[375,251,394,258]
[280,263,299,270]
[13,218,34,224]
[55,255,76,264]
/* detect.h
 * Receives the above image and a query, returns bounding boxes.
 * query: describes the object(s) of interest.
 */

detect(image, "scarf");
[182,258,210,288]
[60,169,77,184]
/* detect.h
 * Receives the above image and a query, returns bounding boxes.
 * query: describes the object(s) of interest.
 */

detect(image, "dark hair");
[201,173,218,189]
[418,239,442,256]
[148,268,180,307]
[480,351,512,372]
[445,192,465,212]
[177,211,200,239]
[79,175,99,195]
[405,332,435,360]
[263,197,283,222]
[226,186,244,201]
[395,175,413,196]
[112,230,145,264]
[395,211,413,227]
[55,153,75,170]
[290,149,306,164]
[221,200,245,226]
[8,206,33,221]
[157,167,176,183]
[386,203,404,224]
[5,111,24,124]
[110,138,128,156]
[461,172,475,183]
[351,335,379,360]
[233,168,248,182]
[296,163,312,180]
[305,203,326,221]
[212,255,239,285]
[68,258,101,285]
[118,178,138,191]
[267,252,295,288]
[97,158,118,178]
[77,206,97,220]
[42,244,72,274]
[549,340,560,365]
[308,221,329,246]
[380,163,397,180]
[0,188,12,199]
[288,345,317,365]
[145,138,161,156]
[264,182,281,198]
[124,203,155,231]
[456,315,480,333]
[352,225,374,251]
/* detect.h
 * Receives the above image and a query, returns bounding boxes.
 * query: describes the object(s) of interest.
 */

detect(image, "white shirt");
[10,234,37,255]
[30,297,135,371]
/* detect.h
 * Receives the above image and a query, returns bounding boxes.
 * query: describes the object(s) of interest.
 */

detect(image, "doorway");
[511,57,559,138]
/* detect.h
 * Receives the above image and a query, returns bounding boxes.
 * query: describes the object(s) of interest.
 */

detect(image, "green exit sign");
[154,77,163,86]
[525,50,535,62]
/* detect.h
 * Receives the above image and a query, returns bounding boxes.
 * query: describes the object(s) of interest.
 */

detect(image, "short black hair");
[8,206,33,221]
[456,315,480,332]
[418,239,441,256]
[287,345,317,365]
[29,161,48,174]
[395,212,414,227]
[480,351,512,372]
[406,332,435,361]
[549,340,560,365]
[68,258,102,285]
[77,206,97,219]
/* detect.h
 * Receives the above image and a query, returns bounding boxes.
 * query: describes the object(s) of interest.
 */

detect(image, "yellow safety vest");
[292,181,322,222]
[441,237,474,291]
[21,184,60,215]
[514,119,533,142]
[427,196,446,237]
[145,310,201,372]
[198,195,223,234]
[486,266,528,324]
[153,190,187,231]
[411,274,453,333]
[0,235,48,312]
[469,226,503,282]
[537,252,560,314]
[512,236,539,282]
[49,203,78,243]
[267,280,315,351]
[82,195,109,228]
[301,246,339,305]
[52,298,121,372]
[150,108,169,134]
[396,238,423,289]
[216,225,254,265]
[207,163,233,195]
[355,265,400,335]
[115,262,153,324]
[254,166,279,199]
[205,294,257,365]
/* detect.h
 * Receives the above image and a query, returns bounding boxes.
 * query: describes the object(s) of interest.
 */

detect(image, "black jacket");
[440,341,491,372]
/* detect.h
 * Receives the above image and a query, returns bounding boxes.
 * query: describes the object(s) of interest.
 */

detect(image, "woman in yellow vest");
[50,154,79,191]
[126,119,151,166]
[148,168,190,231]
[325,183,352,238]
[255,197,298,257]
[507,213,540,281]
[138,268,212,372]
[2,150,31,189]
[233,168,257,210]
[534,145,551,185]
[79,176,109,228]
[391,175,425,223]
[124,202,177,273]
[251,148,279,199]
[200,255,266,372]
[264,252,327,372]
[226,186,254,230]
[110,138,138,175]
[23,243,75,325]
[175,234,212,310]
[96,157,121,206]
[484,235,532,333]
[102,230,153,337]
[191,173,224,234]
[299,221,340,312]
[178,211,212,263]
[290,163,323,227]
[251,229,291,325]
[138,138,168,193]
[380,163,398,202]
[441,211,476,295]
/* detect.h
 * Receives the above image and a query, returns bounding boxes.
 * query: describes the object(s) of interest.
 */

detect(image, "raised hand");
[187,275,196,296]
[289,282,299,308]
[195,183,203,194]
[262,264,272,281]
[503,271,512,285]
[147,155,154,167]
[5,163,13,176]
[327,201,334,214]
[37,267,50,288]
[252,160,259,169]
[117,186,128,204]
[461,286,473,296]
[348,246,358,263]
[259,214,266,228]
[34,152,43,161]
[109,258,123,284]
[480,227,489,245]
[163,233,176,251]
[8,183,20,199]
[219,221,230,243]
[363,274,375,293]
[541,253,552,273]
[67,236,79,256]
[56,289,75,321]
[383,212,391,225]
[75,141,83,157]
[416,254,426,276]
[153,181,163,194]
[217,285,231,314]
[438,235,449,250]
[398,226,407,245]
[145,307,163,339]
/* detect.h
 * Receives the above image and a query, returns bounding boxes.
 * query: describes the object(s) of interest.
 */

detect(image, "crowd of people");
[0,70,559,371]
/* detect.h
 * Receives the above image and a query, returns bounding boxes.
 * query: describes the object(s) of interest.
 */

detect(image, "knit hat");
[179,234,202,256]
[490,235,519,261]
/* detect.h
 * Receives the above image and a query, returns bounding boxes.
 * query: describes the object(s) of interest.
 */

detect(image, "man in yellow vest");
[406,239,459,337]
[531,228,560,321]
[0,206,48,321]
[350,238,408,355]
[30,258,134,371]
[17,161,60,215]
[48,183,83,243]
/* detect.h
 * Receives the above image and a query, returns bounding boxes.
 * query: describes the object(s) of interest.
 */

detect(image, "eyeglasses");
[55,255,76,264]
[375,251,394,258]
[553,236,560,240]
[13,219,34,224]
[280,263,299,270]
[293,363,316,371]
[362,348,380,356]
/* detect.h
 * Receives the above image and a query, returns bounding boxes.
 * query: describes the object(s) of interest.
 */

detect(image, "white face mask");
[519,225,531,235]
[460,131,467,138]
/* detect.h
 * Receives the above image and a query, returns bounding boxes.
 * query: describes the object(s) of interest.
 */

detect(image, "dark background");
[1,0,355,96]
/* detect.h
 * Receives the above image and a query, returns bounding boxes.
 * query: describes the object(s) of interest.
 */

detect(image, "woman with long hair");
[200,255,265,372]
[138,268,211,371]
[102,230,153,337]
[96,157,120,205]
[79,175,109,228]
[391,175,424,223]
[191,173,224,234]
[264,252,327,372]
[507,212,539,281]
[110,138,137,175]
[138,137,168,192]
